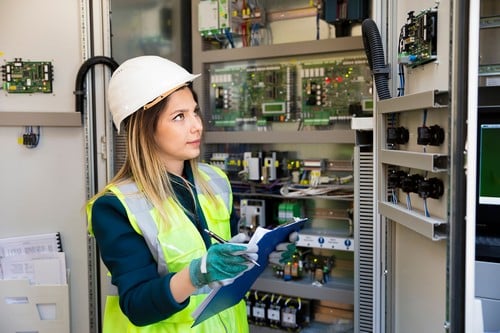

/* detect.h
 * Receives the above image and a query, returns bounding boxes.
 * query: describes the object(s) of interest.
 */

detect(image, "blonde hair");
[91,86,218,223]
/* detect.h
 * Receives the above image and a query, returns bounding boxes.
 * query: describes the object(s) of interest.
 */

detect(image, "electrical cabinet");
[192,2,374,332]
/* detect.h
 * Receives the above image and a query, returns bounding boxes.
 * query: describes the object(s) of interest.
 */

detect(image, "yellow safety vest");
[87,164,248,333]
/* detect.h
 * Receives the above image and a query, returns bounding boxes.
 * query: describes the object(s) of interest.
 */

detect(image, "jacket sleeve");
[91,194,189,326]
[230,207,240,237]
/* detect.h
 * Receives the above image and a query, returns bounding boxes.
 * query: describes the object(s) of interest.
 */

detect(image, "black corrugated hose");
[362,18,391,100]
[74,56,119,117]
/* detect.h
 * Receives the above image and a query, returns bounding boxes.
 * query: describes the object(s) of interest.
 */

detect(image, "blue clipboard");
[191,217,308,327]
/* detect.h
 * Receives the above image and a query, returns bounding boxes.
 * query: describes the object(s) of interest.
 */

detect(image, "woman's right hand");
[189,242,258,287]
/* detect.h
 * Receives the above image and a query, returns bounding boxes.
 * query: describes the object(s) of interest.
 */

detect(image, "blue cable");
[406,193,412,210]
[398,63,405,96]
[251,23,260,46]
[424,199,430,217]
[392,189,398,204]
[224,28,235,48]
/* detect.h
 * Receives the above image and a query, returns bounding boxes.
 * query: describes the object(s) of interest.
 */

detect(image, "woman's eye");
[173,113,185,121]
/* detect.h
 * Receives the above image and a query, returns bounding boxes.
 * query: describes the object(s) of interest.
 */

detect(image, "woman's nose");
[190,113,203,131]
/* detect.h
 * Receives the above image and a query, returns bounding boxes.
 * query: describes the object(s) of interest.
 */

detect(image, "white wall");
[0,1,90,332]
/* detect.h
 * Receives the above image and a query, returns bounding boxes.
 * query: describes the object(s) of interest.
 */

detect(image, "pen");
[204,228,261,267]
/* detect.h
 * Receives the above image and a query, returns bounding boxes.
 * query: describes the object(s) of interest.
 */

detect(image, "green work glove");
[189,242,258,288]
[268,231,299,266]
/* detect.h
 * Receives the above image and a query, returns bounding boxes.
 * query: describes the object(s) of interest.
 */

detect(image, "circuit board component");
[398,8,438,68]
[301,58,372,126]
[209,64,296,128]
[207,56,372,129]
[1,58,53,93]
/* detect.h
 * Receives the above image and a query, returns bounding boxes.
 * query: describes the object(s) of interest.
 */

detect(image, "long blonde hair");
[91,86,218,222]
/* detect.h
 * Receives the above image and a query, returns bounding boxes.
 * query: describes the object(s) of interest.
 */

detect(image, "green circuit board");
[300,57,372,126]
[398,8,438,68]
[209,64,296,127]
[2,59,53,93]
[207,55,372,129]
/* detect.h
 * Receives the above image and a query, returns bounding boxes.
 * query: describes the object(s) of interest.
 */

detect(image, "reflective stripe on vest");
[115,163,231,291]
[117,182,168,276]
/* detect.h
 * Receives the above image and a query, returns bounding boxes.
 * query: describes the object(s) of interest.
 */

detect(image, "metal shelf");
[252,268,354,305]
[196,37,364,64]
[480,15,500,29]
[204,130,355,144]
[379,149,448,172]
[378,201,447,241]
[250,321,351,333]
[377,90,449,114]
[233,192,354,202]
[0,112,81,127]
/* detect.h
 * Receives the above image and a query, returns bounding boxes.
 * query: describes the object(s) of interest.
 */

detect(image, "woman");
[87,55,257,332]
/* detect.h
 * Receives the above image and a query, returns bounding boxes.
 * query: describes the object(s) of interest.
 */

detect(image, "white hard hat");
[107,55,201,132]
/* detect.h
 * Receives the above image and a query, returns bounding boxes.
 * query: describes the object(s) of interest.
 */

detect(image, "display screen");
[476,87,500,261]
[262,102,285,114]
[478,124,500,205]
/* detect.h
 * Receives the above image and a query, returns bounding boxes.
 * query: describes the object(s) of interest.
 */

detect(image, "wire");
[224,28,235,48]
[279,184,353,198]
[296,119,304,131]
[316,1,321,40]
[424,198,430,217]
[406,193,412,210]
[240,23,247,47]
[423,171,431,217]
[250,23,260,46]
[212,33,225,45]
[398,63,405,96]
[391,188,399,204]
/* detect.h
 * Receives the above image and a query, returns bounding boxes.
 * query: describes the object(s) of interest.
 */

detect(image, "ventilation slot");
[355,148,374,332]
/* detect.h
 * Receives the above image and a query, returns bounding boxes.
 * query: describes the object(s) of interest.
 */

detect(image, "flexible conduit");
[74,56,119,115]
[361,18,391,100]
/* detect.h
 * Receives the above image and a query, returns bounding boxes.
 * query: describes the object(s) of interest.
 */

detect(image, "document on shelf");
[191,217,308,327]
[1,252,67,284]
[0,232,66,284]
[0,232,62,258]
